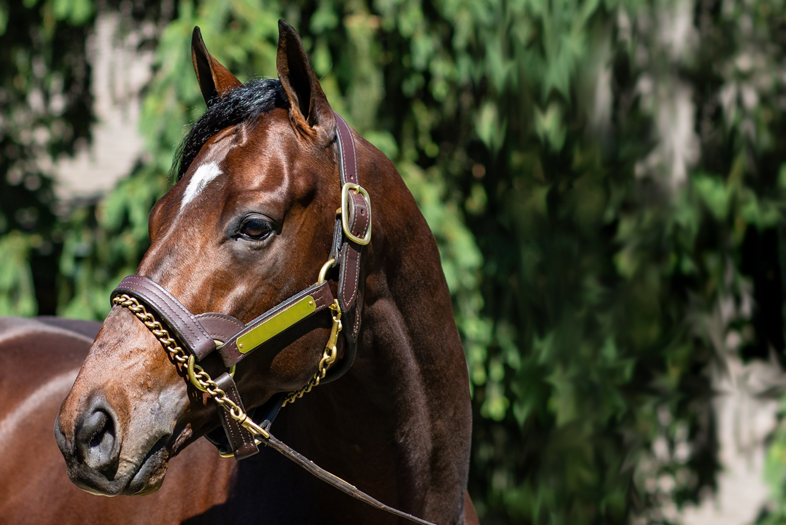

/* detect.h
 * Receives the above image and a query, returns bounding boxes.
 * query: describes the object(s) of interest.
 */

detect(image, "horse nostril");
[75,402,119,473]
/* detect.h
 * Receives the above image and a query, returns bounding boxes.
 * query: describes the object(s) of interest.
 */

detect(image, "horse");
[1,21,477,524]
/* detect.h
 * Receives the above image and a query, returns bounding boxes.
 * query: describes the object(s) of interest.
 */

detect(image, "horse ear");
[191,27,243,106]
[276,19,335,143]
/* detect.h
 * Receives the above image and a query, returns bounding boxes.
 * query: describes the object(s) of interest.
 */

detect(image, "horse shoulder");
[0,318,92,415]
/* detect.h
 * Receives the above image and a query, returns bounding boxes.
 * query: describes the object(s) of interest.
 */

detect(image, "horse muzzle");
[53,309,189,496]
[54,399,173,497]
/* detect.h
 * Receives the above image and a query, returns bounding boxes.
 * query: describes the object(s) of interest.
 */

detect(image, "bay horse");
[1,21,477,524]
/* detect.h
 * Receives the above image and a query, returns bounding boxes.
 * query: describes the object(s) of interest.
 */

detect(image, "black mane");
[173,78,289,180]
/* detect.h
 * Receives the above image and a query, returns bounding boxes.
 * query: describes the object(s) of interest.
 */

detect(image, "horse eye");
[239,217,272,240]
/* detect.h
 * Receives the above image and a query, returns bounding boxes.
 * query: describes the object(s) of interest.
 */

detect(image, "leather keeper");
[214,372,259,460]
[194,313,245,343]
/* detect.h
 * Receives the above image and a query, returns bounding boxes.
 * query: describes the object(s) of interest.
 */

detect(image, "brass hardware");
[187,355,208,392]
[236,296,316,354]
[340,183,372,245]
[283,300,342,406]
[239,417,270,439]
[186,341,233,392]
[318,258,336,284]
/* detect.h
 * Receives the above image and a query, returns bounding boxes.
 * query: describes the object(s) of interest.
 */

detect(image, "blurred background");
[3,0,786,523]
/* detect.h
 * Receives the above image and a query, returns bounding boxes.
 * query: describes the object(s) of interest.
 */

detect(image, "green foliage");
[9,0,786,523]
[0,0,96,315]
[0,232,37,316]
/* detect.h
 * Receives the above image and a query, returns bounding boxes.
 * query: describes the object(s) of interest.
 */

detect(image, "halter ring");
[187,340,235,392]
[318,258,336,284]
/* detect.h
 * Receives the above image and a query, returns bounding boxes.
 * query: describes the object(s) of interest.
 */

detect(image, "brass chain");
[282,302,342,406]
[111,294,342,439]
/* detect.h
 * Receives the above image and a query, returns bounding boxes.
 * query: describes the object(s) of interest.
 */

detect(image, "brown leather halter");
[108,114,435,525]
[111,112,366,456]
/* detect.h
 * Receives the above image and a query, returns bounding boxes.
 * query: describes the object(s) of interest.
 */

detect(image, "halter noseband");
[110,112,369,459]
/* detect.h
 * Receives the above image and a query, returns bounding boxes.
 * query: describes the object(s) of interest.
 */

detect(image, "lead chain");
[282,302,342,406]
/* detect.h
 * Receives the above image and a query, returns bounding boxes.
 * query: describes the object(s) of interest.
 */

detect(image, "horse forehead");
[179,119,303,212]
[178,128,240,211]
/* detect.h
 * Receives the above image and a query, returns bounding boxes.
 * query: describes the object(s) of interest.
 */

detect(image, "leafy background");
[5,0,786,523]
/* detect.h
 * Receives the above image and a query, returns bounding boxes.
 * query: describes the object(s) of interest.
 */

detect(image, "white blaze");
[180,162,222,210]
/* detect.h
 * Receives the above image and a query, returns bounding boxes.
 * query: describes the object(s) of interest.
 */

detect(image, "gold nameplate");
[236,296,316,354]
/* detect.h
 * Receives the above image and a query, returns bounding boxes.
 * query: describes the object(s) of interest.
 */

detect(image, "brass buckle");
[340,183,372,245]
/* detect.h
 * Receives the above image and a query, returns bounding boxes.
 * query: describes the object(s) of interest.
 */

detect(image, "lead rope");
[112,294,436,525]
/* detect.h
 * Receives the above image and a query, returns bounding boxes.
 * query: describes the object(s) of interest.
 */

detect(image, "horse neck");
[278,140,470,495]
[339,138,465,420]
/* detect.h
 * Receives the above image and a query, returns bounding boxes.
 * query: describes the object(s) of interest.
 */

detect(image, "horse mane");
[172,78,289,180]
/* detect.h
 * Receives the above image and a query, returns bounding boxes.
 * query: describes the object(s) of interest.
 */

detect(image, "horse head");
[55,21,356,496]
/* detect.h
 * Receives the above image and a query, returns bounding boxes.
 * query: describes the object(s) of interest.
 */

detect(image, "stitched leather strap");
[112,275,335,369]
[339,191,370,315]
[335,114,359,185]
[261,431,435,525]
[334,113,369,342]
[214,372,259,459]
[112,275,216,360]
[204,392,286,453]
